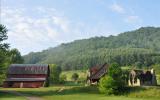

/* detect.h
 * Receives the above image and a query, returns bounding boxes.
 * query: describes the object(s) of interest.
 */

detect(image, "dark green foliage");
[59,74,67,84]
[99,63,125,95]
[0,25,9,84]
[24,27,160,70]
[0,24,9,73]
[152,64,160,75]
[108,63,122,79]
[8,48,24,64]
[99,76,116,94]
[71,73,79,81]
[121,70,129,85]
[44,77,50,87]
[49,64,62,84]
[0,24,9,50]
[0,50,7,73]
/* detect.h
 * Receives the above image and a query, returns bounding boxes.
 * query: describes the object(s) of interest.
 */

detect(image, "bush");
[71,73,79,81]
[98,63,125,95]
[99,76,116,94]
[59,74,67,84]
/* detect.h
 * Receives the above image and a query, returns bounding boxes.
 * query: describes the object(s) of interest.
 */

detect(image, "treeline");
[24,48,160,70]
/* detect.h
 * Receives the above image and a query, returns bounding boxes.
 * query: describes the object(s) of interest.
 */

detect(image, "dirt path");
[0,90,43,100]
[57,86,65,92]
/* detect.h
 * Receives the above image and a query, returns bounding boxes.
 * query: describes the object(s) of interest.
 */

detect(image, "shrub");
[59,74,67,84]
[99,76,117,94]
[98,63,125,95]
[72,73,79,81]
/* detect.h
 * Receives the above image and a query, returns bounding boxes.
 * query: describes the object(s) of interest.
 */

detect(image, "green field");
[0,91,26,100]
[0,86,160,100]
[1,70,160,100]
[61,70,87,81]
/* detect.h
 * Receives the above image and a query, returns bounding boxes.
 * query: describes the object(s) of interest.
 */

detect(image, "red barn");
[3,64,50,88]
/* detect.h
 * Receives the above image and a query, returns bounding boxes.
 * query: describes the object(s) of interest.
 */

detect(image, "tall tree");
[0,24,9,50]
[0,24,9,72]
[0,24,23,84]
[49,64,62,84]
[8,48,24,64]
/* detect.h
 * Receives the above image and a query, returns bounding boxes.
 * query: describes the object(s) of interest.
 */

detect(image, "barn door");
[8,82,14,87]
[20,82,23,88]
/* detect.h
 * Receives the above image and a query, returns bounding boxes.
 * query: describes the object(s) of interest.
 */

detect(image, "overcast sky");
[2,0,160,55]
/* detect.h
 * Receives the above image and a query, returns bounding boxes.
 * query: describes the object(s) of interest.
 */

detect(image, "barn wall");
[7,74,47,78]
[3,81,44,88]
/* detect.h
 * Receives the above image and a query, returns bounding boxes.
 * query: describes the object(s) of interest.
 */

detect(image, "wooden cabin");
[87,63,108,84]
[128,69,157,86]
[3,64,50,88]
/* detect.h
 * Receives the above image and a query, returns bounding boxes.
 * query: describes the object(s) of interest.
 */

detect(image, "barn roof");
[5,78,46,82]
[89,63,108,79]
[7,64,49,75]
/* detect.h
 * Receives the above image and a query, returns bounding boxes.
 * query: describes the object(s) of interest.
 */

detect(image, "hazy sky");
[2,0,160,55]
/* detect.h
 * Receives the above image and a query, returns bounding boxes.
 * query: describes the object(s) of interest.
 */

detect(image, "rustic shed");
[128,69,157,86]
[87,63,108,84]
[3,64,50,88]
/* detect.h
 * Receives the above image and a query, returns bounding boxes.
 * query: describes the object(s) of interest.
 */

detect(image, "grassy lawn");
[0,86,160,100]
[61,70,87,81]
[0,91,26,100]
[0,70,160,100]
[44,94,159,100]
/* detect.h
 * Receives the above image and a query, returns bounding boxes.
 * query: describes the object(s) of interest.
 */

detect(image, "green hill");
[23,27,160,70]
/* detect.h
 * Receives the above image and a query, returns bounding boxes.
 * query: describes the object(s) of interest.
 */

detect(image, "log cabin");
[3,64,50,88]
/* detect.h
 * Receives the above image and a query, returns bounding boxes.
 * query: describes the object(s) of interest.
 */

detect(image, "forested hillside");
[23,27,160,70]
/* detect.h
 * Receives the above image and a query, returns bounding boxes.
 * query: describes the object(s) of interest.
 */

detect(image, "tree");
[59,74,67,84]
[8,48,24,64]
[0,25,9,73]
[0,24,9,50]
[108,63,122,79]
[0,24,23,85]
[134,61,143,69]
[49,64,62,84]
[0,50,7,72]
[99,76,117,94]
[24,27,160,70]
[98,63,125,95]
[0,24,9,84]
[152,64,160,75]
[71,73,79,82]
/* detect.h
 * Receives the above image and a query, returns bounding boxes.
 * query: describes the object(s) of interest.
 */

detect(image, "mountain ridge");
[23,27,160,70]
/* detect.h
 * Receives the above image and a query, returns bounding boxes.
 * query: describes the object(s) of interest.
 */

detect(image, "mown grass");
[0,86,160,100]
[0,91,26,100]
[127,86,160,99]
[1,70,160,100]
[44,94,157,100]
[61,70,87,81]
